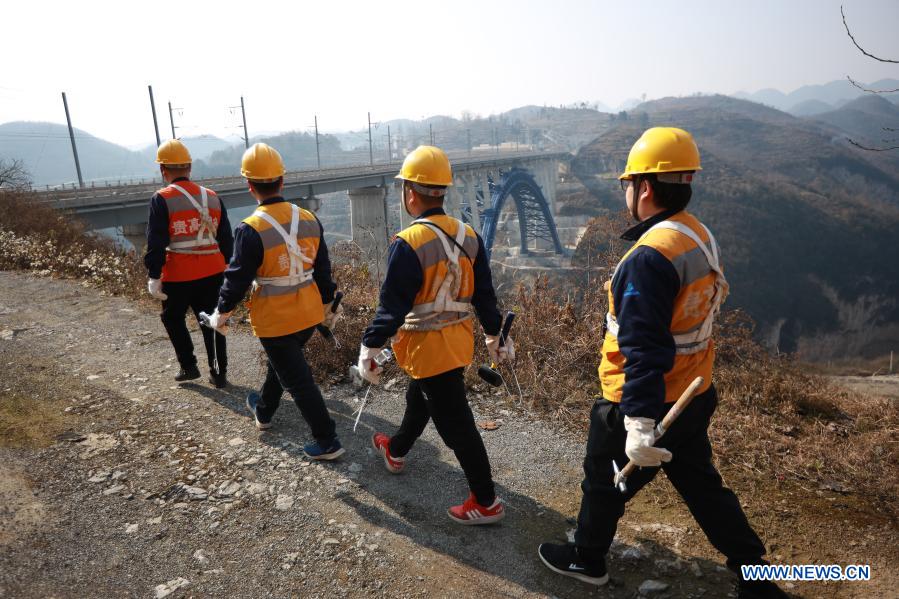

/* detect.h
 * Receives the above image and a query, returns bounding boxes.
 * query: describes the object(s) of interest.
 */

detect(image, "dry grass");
[0,353,77,449]
[0,190,144,297]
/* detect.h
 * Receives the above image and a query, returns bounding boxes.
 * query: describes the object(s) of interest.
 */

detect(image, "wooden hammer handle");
[618,376,705,480]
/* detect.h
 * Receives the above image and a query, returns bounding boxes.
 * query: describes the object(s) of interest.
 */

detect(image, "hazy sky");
[2,0,898,148]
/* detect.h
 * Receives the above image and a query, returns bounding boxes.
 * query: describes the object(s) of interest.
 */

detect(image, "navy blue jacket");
[362,207,503,348]
[216,197,336,313]
[611,209,682,420]
[143,177,234,279]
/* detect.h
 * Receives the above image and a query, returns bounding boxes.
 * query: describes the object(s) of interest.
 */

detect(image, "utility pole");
[493,127,498,154]
[240,96,249,148]
[168,101,178,139]
[387,125,392,164]
[368,112,374,166]
[429,123,434,145]
[314,114,321,170]
[467,129,471,157]
[61,92,84,188]
[148,85,161,147]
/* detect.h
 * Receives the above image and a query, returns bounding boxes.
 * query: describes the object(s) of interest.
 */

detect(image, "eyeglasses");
[619,179,633,192]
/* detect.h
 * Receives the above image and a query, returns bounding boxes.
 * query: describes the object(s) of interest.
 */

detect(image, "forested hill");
[571,95,899,357]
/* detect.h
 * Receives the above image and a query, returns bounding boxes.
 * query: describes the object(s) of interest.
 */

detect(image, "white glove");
[322,300,344,330]
[147,278,168,300]
[485,334,516,365]
[624,416,672,467]
[357,344,384,385]
[200,309,232,335]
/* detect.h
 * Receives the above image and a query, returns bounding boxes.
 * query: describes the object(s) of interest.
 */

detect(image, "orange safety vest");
[392,214,480,379]
[159,181,226,282]
[600,211,728,403]
[243,202,323,338]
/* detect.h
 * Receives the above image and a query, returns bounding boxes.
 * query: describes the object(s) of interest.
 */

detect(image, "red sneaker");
[371,432,405,474]
[447,492,505,525]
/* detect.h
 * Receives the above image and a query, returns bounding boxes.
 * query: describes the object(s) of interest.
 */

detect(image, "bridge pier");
[348,186,389,277]
[298,195,320,212]
[121,223,146,253]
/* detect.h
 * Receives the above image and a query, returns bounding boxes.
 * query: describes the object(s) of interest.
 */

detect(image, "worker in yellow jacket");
[204,143,344,460]
[538,128,786,599]
[359,146,511,524]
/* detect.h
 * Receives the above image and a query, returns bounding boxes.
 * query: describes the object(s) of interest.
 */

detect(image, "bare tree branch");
[848,138,899,152]
[0,159,32,190]
[846,75,899,94]
[842,5,899,63]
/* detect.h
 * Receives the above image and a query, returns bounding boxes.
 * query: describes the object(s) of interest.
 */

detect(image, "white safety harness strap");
[252,204,314,287]
[605,220,729,355]
[166,184,220,255]
[402,218,473,331]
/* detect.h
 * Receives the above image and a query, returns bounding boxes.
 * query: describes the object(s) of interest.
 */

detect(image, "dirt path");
[0,271,893,598]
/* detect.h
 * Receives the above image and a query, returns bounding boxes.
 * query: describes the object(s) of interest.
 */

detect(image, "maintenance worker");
[359,146,512,524]
[202,143,345,460]
[145,139,232,388]
[537,128,787,598]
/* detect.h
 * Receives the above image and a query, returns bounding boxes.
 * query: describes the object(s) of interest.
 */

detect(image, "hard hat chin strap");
[631,175,643,222]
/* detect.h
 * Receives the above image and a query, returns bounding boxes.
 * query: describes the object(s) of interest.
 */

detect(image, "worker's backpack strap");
[402,217,473,331]
[252,205,315,287]
[647,220,729,354]
[166,183,220,254]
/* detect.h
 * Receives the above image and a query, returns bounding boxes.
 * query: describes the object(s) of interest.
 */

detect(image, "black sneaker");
[209,370,228,389]
[538,543,609,586]
[174,365,201,382]
[738,579,790,599]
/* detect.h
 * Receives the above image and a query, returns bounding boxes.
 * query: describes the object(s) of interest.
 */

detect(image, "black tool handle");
[331,291,344,312]
[316,291,344,340]
[499,311,515,347]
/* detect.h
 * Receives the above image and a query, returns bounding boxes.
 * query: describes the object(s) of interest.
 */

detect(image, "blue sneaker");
[303,438,345,461]
[245,392,272,430]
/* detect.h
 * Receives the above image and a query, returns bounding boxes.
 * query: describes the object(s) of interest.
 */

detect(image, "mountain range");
[733,78,899,116]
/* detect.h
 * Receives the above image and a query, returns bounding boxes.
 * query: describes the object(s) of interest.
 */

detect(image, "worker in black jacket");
[359,145,511,524]
[144,139,233,388]
[538,128,786,599]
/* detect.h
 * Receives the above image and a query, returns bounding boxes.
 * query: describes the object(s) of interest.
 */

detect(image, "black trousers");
[574,385,767,571]
[160,273,226,373]
[389,367,496,506]
[257,327,336,446]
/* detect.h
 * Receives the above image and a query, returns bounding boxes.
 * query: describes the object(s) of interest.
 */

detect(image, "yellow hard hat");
[156,139,192,166]
[395,145,453,186]
[241,143,286,182]
[619,127,701,180]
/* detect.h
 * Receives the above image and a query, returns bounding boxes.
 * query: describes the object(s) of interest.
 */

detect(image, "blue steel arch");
[475,167,565,258]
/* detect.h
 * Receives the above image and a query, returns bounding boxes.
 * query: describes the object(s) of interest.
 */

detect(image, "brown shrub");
[0,190,144,297]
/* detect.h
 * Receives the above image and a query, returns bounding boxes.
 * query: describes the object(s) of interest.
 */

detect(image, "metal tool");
[478,311,515,387]
[349,348,393,432]
[198,311,227,377]
[316,291,344,348]
[612,376,705,493]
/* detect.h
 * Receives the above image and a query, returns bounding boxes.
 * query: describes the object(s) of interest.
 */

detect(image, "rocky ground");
[0,271,894,598]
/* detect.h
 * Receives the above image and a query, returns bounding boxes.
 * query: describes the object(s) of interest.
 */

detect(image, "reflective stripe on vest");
[401,217,473,331]
[605,219,728,355]
[166,183,220,255]
[251,204,315,295]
